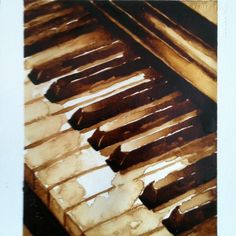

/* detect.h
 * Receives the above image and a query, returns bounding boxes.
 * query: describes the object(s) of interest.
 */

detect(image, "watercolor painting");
[23,1,217,235]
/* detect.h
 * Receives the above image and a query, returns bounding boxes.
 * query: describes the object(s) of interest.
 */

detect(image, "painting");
[23,1,217,235]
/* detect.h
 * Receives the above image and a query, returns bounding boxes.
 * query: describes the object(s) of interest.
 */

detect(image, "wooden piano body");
[24,1,217,235]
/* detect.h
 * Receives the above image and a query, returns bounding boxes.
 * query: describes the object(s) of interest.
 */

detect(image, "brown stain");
[25,130,216,235]
[180,188,216,213]
[24,70,153,148]
[28,128,215,235]
[28,39,119,85]
[48,164,158,225]
[137,145,216,193]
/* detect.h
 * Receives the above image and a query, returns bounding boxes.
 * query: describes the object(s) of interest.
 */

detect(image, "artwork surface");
[23,1,217,235]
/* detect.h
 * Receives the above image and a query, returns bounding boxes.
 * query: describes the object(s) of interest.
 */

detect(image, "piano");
[23,1,217,235]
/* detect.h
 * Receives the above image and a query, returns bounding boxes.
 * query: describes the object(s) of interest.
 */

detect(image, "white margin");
[0,0,24,236]
[218,0,236,235]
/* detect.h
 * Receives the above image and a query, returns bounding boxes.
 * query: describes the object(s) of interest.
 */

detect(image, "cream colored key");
[36,148,106,188]
[84,206,163,236]
[25,81,40,103]
[34,147,106,204]
[66,180,144,233]
[25,100,62,124]
[24,129,81,186]
[83,199,185,236]
[25,113,67,147]
[24,80,54,104]
[25,130,81,170]
[49,166,115,223]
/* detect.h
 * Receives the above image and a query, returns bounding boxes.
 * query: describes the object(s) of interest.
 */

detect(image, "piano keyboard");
[24,1,217,235]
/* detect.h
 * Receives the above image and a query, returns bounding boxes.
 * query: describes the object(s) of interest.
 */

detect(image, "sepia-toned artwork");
[23,1,217,235]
